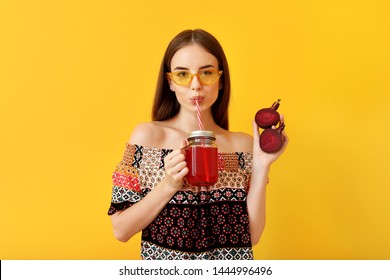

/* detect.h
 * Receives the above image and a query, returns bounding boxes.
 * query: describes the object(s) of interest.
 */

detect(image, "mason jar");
[186,130,218,186]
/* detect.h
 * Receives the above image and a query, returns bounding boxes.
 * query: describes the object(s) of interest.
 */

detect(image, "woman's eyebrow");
[199,64,215,69]
[173,66,189,71]
[173,64,216,71]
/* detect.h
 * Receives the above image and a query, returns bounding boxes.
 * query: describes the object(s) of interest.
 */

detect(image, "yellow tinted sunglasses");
[167,70,223,86]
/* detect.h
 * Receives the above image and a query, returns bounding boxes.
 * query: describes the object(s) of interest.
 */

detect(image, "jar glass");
[186,130,218,186]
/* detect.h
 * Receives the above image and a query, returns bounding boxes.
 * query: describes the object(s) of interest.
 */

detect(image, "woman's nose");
[191,75,202,91]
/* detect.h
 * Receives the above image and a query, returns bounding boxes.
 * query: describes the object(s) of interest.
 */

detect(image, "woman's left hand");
[252,114,289,167]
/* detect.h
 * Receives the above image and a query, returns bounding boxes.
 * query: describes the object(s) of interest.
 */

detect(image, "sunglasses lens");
[199,71,219,85]
[172,71,191,86]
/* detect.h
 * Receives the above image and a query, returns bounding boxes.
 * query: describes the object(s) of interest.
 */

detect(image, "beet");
[260,123,285,153]
[255,99,281,129]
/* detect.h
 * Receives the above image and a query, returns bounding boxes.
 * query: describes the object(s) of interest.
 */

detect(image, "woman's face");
[168,43,220,113]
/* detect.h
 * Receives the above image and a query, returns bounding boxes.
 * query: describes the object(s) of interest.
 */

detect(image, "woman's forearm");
[247,163,270,245]
[110,178,178,242]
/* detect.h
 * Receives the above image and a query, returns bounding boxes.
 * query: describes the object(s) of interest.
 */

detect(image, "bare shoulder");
[231,131,253,152]
[128,121,187,149]
[128,122,166,147]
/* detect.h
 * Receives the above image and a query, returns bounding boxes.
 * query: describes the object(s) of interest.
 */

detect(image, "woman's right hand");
[163,140,189,191]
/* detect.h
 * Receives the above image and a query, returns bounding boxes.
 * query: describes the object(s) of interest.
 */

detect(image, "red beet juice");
[186,146,218,186]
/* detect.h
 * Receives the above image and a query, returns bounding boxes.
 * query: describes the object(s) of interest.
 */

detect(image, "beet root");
[260,123,285,153]
[255,99,281,129]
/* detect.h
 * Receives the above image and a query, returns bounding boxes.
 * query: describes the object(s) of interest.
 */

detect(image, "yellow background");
[1,0,389,259]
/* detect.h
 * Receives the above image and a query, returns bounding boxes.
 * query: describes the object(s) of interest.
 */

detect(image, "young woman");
[107,29,288,260]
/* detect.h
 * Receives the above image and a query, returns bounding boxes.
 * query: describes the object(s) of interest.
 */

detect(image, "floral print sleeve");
[107,144,144,215]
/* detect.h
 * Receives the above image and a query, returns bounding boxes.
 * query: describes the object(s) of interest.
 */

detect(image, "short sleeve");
[107,143,144,215]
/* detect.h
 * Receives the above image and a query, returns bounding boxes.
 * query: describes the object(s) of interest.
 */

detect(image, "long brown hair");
[152,29,231,130]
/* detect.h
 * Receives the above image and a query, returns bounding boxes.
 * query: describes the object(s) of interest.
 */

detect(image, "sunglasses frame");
[167,70,223,86]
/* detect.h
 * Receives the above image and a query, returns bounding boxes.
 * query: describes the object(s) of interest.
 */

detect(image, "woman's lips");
[190,96,204,104]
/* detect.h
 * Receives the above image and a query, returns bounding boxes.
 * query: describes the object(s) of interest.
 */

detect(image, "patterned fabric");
[108,143,254,260]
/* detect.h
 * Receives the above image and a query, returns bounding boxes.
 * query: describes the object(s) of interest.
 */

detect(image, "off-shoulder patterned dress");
[108,143,254,260]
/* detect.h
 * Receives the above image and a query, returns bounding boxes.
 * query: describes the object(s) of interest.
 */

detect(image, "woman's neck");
[165,108,221,133]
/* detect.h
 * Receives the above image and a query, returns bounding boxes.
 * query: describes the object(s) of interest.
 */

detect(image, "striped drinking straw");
[195,99,204,131]
[194,99,205,149]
